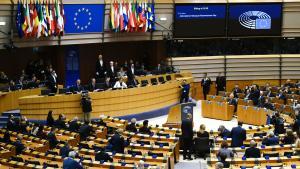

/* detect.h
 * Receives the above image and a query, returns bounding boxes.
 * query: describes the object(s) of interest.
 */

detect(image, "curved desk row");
[18,73,193,120]
[0,88,41,113]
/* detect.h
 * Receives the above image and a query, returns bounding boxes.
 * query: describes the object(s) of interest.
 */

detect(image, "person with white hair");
[244,140,261,158]
[262,131,279,146]
[215,162,224,169]
[125,118,137,132]
[63,151,83,169]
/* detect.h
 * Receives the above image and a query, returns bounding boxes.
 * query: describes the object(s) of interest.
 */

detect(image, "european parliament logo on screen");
[239,11,271,30]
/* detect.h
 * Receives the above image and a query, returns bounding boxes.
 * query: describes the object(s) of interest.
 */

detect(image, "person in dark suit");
[107,61,117,84]
[227,93,237,113]
[68,117,80,132]
[96,54,106,83]
[262,131,279,146]
[282,129,296,144]
[63,151,83,169]
[263,99,275,110]
[139,120,151,135]
[1,130,11,143]
[109,129,129,153]
[273,113,285,135]
[47,110,55,127]
[266,88,275,97]
[216,72,226,95]
[153,63,165,75]
[244,140,261,158]
[60,142,71,158]
[276,90,287,105]
[218,125,231,138]
[81,93,92,123]
[46,67,57,93]
[219,153,230,168]
[6,114,15,131]
[125,118,137,133]
[201,73,212,100]
[88,78,98,92]
[230,122,246,147]
[55,114,67,129]
[47,127,58,149]
[181,113,193,160]
[79,121,92,141]
[196,124,209,138]
[73,79,84,93]
[95,148,113,162]
[104,77,112,90]
[127,64,138,87]
[257,91,265,107]
[249,85,260,106]
[13,136,26,155]
[180,80,190,103]
[232,84,242,98]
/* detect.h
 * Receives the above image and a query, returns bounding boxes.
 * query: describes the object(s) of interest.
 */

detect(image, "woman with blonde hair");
[197,124,209,138]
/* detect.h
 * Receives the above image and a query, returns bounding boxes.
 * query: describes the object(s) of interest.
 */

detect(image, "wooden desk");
[0,88,41,113]
[201,100,234,121]
[19,73,192,120]
[237,105,273,126]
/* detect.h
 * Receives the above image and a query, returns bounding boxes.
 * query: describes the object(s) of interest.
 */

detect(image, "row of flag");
[110,0,156,32]
[16,0,65,39]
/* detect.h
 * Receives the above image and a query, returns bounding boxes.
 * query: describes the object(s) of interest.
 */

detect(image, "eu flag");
[64,4,104,34]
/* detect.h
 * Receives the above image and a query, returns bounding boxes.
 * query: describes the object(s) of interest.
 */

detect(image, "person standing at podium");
[96,54,106,83]
[180,80,190,103]
[201,73,211,100]
[181,113,193,160]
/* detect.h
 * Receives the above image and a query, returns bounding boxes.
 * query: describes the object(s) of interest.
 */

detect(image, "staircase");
[0,110,21,128]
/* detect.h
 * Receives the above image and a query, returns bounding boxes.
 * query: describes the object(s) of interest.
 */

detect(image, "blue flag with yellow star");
[64,4,104,34]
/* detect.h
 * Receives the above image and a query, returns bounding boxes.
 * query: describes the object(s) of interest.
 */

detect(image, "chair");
[166,75,171,81]
[193,137,210,159]
[150,78,158,85]
[141,80,148,87]
[154,142,169,147]
[10,156,23,162]
[137,140,150,145]
[127,150,142,156]
[47,150,58,156]
[283,151,294,157]
[158,76,165,84]
[253,132,267,137]
[25,159,41,165]
[148,152,164,157]
[43,162,59,168]
[79,142,90,149]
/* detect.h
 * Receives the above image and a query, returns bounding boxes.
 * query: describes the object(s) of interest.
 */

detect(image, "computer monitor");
[141,80,148,87]
[150,78,158,85]
[95,83,105,90]
[166,75,171,81]
[58,88,68,94]
[41,89,51,96]
[158,76,165,83]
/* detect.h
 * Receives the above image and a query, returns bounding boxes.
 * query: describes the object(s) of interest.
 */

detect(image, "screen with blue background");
[228,3,282,36]
[64,4,104,34]
[174,4,227,38]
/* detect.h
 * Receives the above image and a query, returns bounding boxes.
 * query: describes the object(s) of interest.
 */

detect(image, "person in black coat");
[244,140,261,158]
[219,153,230,168]
[107,61,117,84]
[196,124,209,138]
[127,64,138,87]
[88,78,98,92]
[6,114,15,131]
[180,80,190,103]
[230,122,246,147]
[257,91,265,108]
[232,84,242,98]
[125,118,137,133]
[139,120,151,135]
[81,93,92,123]
[216,73,226,95]
[68,117,81,132]
[263,99,275,111]
[1,130,11,143]
[281,129,296,144]
[218,125,231,138]
[46,67,57,93]
[79,121,92,141]
[109,129,129,153]
[181,113,193,160]
[96,54,106,83]
[249,85,260,106]
[201,73,211,100]
[13,136,26,155]
[277,90,287,105]
[55,114,67,129]
[95,148,113,162]
[60,142,71,158]
[73,79,84,93]
[273,113,285,135]
[47,127,58,149]
[47,110,55,127]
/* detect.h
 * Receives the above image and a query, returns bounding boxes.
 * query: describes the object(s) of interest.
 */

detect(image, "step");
[2,111,21,117]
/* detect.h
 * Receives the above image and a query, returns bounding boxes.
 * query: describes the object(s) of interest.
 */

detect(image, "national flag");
[119,1,124,31]
[114,0,120,31]
[36,1,43,38]
[42,2,49,37]
[128,1,135,31]
[56,0,64,35]
[31,1,40,37]
[22,0,32,37]
[122,0,128,31]
[16,0,24,38]
[149,0,155,31]
[59,0,65,35]
[51,2,57,36]
[110,1,115,30]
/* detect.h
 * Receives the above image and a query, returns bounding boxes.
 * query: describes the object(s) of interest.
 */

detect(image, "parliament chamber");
[1,0,300,168]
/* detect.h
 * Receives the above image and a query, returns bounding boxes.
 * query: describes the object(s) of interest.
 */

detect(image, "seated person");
[1,130,11,143]
[139,120,151,135]
[55,114,67,129]
[125,118,137,133]
[219,152,230,168]
[30,123,39,136]
[218,125,231,138]
[244,140,261,158]
[63,151,83,169]
[276,90,287,104]
[262,131,279,146]
[266,88,275,97]
[72,79,84,93]
[6,114,15,131]
[60,142,71,158]
[257,91,265,107]
[215,162,224,169]
[227,93,237,112]
[95,148,113,162]
[217,141,234,160]
[36,125,47,139]
[69,117,80,132]
[113,77,127,89]
[13,136,25,155]
[272,113,285,135]
[109,129,129,153]
[294,138,300,155]
[47,110,55,127]
[263,98,274,110]
[232,84,242,98]
[196,124,209,138]
[88,78,98,92]
[79,121,92,141]
[47,127,58,149]
[281,129,296,144]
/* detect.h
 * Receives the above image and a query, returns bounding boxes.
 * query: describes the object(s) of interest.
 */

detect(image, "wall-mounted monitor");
[228,3,282,37]
[174,4,227,38]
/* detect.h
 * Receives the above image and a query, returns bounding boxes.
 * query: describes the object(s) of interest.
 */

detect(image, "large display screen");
[174,4,227,38]
[228,3,282,37]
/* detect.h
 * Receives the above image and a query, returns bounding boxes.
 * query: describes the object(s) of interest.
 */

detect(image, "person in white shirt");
[113,77,127,89]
